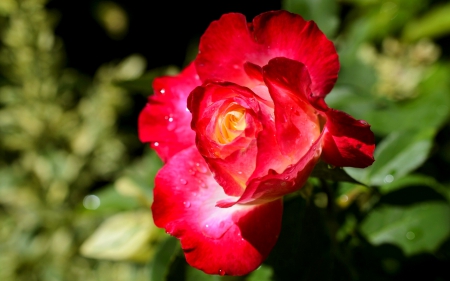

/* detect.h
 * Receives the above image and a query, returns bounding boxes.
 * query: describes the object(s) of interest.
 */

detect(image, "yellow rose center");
[215,103,246,144]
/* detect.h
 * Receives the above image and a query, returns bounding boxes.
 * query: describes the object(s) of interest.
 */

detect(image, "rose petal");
[152,146,283,276]
[321,109,375,168]
[262,57,321,161]
[196,10,339,96]
[138,62,200,162]
[189,82,264,196]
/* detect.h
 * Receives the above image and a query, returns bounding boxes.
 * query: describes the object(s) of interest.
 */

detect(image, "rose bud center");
[215,102,246,144]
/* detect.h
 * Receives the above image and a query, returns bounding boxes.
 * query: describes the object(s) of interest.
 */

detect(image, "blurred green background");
[0,0,449,280]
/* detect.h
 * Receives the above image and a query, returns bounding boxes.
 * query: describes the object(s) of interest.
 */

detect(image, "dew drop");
[159,88,166,94]
[195,163,208,173]
[406,231,415,240]
[153,142,159,147]
[183,201,191,208]
[180,178,187,185]
[238,171,243,175]
[218,269,225,276]
[359,120,368,126]
[198,180,206,188]
[167,122,176,131]
[384,174,394,183]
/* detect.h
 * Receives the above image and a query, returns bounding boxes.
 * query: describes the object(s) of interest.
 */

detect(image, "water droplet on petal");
[180,178,187,185]
[153,142,159,147]
[238,171,243,175]
[159,89,165,94]
[218,269,225,276]
[359,120,368,126]
[195,163,208,173]
[183,201,191,208]
[198,180,206,188]
[167,122,176,131]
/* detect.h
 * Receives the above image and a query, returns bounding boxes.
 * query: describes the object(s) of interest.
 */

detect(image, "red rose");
[138,10,375,276]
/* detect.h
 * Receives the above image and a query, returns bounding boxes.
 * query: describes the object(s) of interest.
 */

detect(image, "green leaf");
[185,266,221,281]
[403,3,450,41]
[282,0,340,38]
[345,128,435,186]
[150,235,180,281]
[378,174,450,202]
[79,210,161,262]
[360,201,450,256]
[246,264,274,281]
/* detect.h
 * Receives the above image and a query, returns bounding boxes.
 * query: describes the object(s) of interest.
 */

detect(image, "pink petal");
[196,10,339,96]
[138,62,200,162]
[321,109,375,168]
[152,146,283,276]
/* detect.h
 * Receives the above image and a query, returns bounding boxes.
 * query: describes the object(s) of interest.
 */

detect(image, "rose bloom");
[138,10,375,276]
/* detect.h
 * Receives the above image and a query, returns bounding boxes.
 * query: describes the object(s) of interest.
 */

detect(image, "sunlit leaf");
[345,128,435,186]
[80,210,162,262]
[360,201,450,256]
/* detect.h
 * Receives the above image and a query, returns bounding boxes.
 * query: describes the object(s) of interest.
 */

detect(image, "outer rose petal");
[138,62,200,162]
[152,146,283,276]
[321,109,375,168]
[262,57,374,169]
[196,10,339,96]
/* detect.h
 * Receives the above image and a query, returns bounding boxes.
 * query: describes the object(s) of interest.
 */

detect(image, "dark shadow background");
[46,0,283,76]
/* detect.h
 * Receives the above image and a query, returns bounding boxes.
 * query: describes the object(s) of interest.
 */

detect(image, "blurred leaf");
[185,266,221,281]
[114,66,179,94]
[311,161,362,184]
[366,65,450,136]
[80,210,161,262]
[150,235,180,281]
[346,128,435,186]
[246,264,274,281]
[86,184,140,213]
[122,148,163,193]
[379,174,450,202]
[360,201,450,256]
[282,0,340,38]
[331,64,450,137]
[403,3,450,41]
